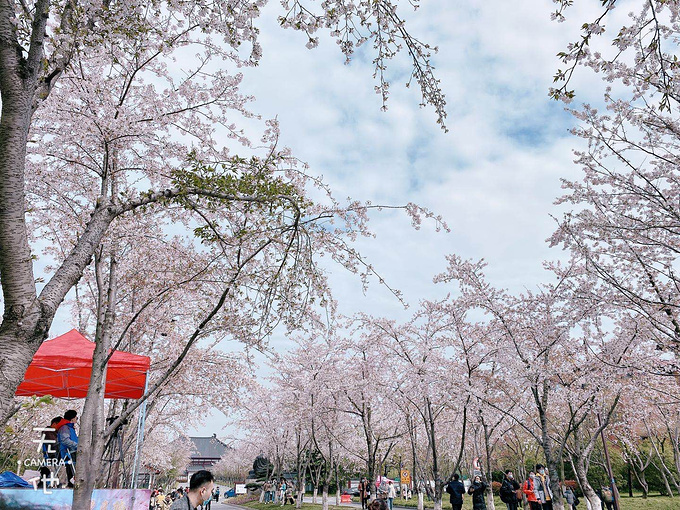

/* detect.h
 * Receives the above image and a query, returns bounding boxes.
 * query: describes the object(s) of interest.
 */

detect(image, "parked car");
[225,487,236,498]
[343,488,361,497]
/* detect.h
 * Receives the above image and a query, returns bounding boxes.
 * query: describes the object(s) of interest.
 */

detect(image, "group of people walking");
[446,465,581,510]
[262,478,296,505]
[445,473,504,510]
[520,465,579,510]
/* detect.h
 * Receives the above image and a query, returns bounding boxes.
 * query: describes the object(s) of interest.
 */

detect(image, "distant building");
[136,465,161,489]
[185,434,229,481]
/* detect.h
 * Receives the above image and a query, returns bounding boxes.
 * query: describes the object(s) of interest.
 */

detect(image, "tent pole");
[130,376,149,490]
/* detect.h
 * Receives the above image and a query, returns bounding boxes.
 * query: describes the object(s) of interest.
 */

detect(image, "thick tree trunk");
[0,323,47,422]
[547,459,564,510]
[417,489,424,510]
[296,485,304,508]
[313,486,318,503]
[0,0,65,423]
[0,76,46,423]
[322,484,329,510]
[335,463,340,506]
[533,383,564,510]
[573,457,600,510]
[71,253,118,510]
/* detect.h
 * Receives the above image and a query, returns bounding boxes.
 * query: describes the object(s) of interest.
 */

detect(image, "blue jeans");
[388,498,394,510]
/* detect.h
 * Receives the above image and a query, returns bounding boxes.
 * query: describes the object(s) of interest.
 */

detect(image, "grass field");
[613,494,678,509]
[241,493,678,510]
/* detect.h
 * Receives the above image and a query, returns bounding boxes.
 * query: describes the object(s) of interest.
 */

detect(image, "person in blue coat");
[55,409,78,487]
[445,473,465,510]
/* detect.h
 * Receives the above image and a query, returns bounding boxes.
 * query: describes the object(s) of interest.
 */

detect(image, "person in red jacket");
[523,472,540,510]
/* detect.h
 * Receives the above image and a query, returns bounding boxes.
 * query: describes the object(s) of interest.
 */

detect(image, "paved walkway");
[210,502,246,509]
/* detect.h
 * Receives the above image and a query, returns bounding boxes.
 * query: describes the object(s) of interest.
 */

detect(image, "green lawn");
[616,494,678,510]
[241,494,679,510]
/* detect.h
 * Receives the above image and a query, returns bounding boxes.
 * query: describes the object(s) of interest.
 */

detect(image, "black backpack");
[500,483,512,503]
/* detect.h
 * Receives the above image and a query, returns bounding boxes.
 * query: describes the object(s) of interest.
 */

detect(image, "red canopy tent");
[15,329,151,399]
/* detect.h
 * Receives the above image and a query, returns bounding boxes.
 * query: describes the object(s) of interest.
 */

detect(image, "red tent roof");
[15,329,151,399]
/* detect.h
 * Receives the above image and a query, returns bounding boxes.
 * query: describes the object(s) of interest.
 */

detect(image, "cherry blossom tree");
[434,256,592,510]
[292,335,351,510]
[345,327,406,499]
[549,0,680,366]
[356,306,472,510]
[0,2,449,504]
[0,0,447,431]
[542,4,680,500]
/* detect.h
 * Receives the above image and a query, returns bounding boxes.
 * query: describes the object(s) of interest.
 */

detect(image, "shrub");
[230,494,259,504]
[491,481,502,495]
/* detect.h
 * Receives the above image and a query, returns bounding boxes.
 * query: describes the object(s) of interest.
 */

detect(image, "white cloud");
[203,2,612,339]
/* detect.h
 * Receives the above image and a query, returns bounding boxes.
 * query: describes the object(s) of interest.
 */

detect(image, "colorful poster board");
[0,488,151,509]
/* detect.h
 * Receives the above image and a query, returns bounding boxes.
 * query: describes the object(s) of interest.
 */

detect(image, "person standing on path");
[387,480,396,510]
[523,472,540,510]
[445,474,465,510]
[55,410,78,487]
[155,488,169,510]
[269,478,276,504]
[467,475,488,510]
[500,470,520,510]
[533,465,553,510]
[358,477,370,510]
[263,480,272,503]
[279,478,287,506]
[562,484,576,510]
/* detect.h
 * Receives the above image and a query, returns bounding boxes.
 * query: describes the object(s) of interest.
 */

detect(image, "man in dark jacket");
[467,475,488,510]
[445,474,465,510]
[170,470,214,510]
[500,470,520,510]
